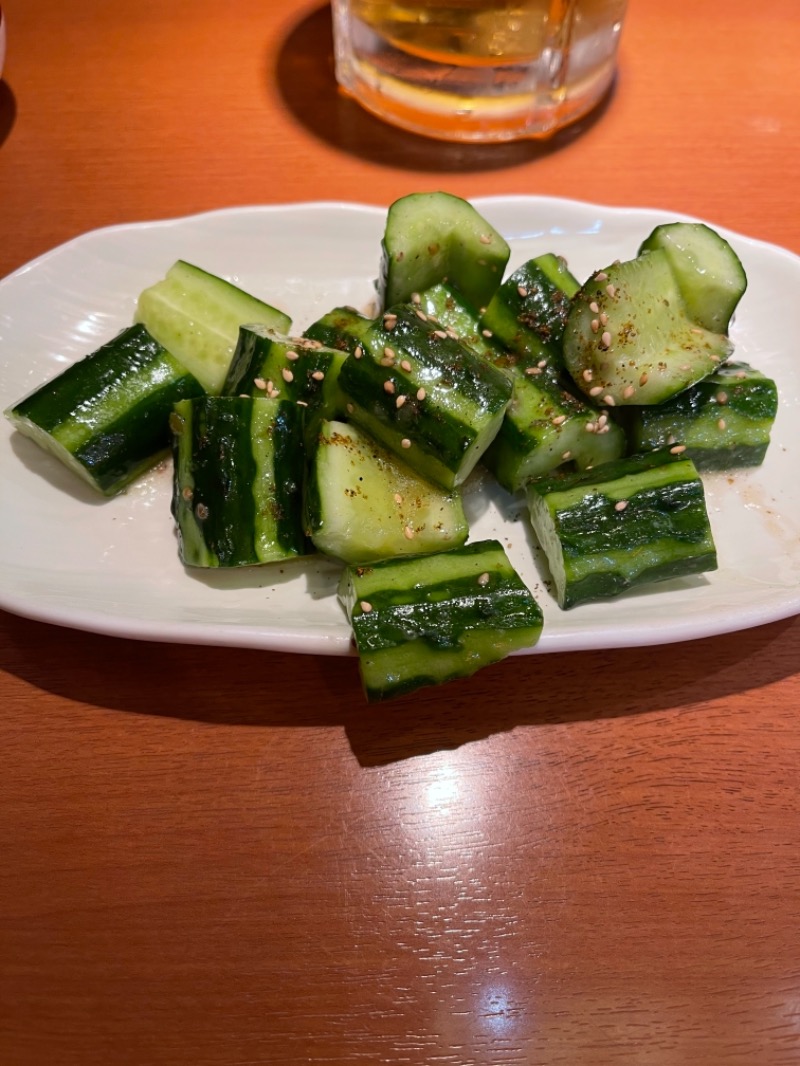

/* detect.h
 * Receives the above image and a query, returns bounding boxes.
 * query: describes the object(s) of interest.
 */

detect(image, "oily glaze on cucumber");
[563,249,733,406]
[5,323,205,496]
[483,362,626,492]
[135,260,291,394]
[378,192,510,311]
[339,539,543,701]
[305,420,468,564]
[338,303,513,490]
[171,395,308,567]
[302,306,373,353]
[638,222,747,334]
[622,361,778,470]
[415,282,501,359]
[480,254,579,366]
[525,449,718,609]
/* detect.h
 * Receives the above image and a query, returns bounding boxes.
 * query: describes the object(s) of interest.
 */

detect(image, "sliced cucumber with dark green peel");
[638,222,747,334]
[302,306,373,353]
[4,323,205,496]
[338,303,513,490]
[306,420,468,564]
[480,254,579,365]
[483,363,626,493]
[223,325,347,419]
[339,539,543,701]
[414,282,502,360]
[135,260,291,394]
[171,395,308,568]
[563,249,733,407]
[621,361,778,471]
[378,192,510,312]
[525,449,718,609]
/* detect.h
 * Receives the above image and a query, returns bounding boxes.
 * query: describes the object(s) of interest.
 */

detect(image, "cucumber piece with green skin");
[483,362,626,492]
[414,282,503,360]
[378,192,510,312]
[638,222,747,334]
[480,254,580,366]
[338,304,513,490]
[339,539,543,701]
[171,396,308,568]
[4,323,205,496]
[302,306,373,353]
[563,249,733,407]
[306,420,468,564]
[621,361,778,471]
[135,260,291,394]
[525,449,718,609]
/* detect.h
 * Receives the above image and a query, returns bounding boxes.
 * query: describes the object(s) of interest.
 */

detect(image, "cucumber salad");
[5,193,778,700]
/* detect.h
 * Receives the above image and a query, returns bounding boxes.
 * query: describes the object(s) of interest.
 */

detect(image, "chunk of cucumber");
[621,361,778,470]
[171,395,308,567]
[525,449,718,609]
[378,192,510,311]
[5,323,205,495]
[638,222,747,334]
[339,539,543,701]
[563,250,733,406]
[305,420,468,564]
[135,260,291,394]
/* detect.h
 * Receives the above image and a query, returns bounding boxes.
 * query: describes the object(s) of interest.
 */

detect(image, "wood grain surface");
[1,1,799,1063]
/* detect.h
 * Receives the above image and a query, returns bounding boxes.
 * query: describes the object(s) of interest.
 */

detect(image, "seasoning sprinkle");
[595,271,608,281]
[552,414,567,426]
[589,385,603,396]
[606,284,617,298]
[670,444,687,454]
[482,328,493,338]
[253,377,267,391]
[583,368,594,382]
[479,234,492,245]
[517,285,528,298]
[623,384,635,399]
[311,370,325,381]
[401,438,411,449]
[716,391,729,404]
[383,380,396,394]
[383,346,395,360]
[396,395,406,408]
[477,572,490,586]
[615,500,628,512]
[400,359,412,372]
[286,350,299,361]
[393,493,403,505]
[589,301,600,314]
[360,601,373,613]
[354,345,363,359]
[416,388,426,401]
[281,367,294,383]
[411,292,421,305]
[601,331,612,348]
[403,525,415,540]
[639,371,649,386]
[603,394,616,407]
[195,502,209,520]
[591,318,600,333]
[718,418,727,430]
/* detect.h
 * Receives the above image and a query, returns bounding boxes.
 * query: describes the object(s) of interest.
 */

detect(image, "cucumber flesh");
[563,250,733,406]
[306,420,468,564]
[379,192,510,311]
[135,260,291,394]
[638,222,747,334]
[339,539,543,701]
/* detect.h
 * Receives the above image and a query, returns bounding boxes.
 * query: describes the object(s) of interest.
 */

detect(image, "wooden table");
[2,2,799,1063]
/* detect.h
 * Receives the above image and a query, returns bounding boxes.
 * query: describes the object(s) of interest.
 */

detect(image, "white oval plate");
[1,197,799,654]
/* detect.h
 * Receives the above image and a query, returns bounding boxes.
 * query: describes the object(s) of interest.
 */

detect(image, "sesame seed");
[400,359,412,372]
[433,329,447,340]
[601,331,612,347]
[595,271,608,281]
[600,312,609,326]
[589,301,600,314]
[253,377,267,390]
[716,391,728,404]
[479,234,492,245]
[416,388,426,401]
[282,367,294,382]
[585,422,597,433]
[286,350,299,361]
[598,413,608,426]
[383,380,395,394]
[360,601,373,613]
[266,380,274,392]
[667,434,676,445]
[517,285,528,298]
[477,572,490,586]
[639,372,649,386]
[396,395,406,408]
[401,438,411,449]
[346,403,354,413]
[383,314,397,329]
[296,400,308,407]
[718,418,727,430]
[446,329,459,340]
[710,355,722,363]
[562,451,572,460]
[591,319,600,333]
[606,284,616,298]
[589,385,603,396]
[354,345,363,359]
[615,500,628,512]
[195,502,209,520]
[538,359,547,368]
[415,308,428,321]
[525,366,542,376]
[670,444,687,454]
[691,327,704,334]
[623,384,635,399]
[394,493,403,504]
[552,414,567,426]
[311,370,325,381]
[583,368,594,382]
[383,346,395,360]
[482,329,493,338]
[603,394,616,406]
[735,370,747,379]
[411,292,421,305]
[403,525,415,540]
